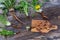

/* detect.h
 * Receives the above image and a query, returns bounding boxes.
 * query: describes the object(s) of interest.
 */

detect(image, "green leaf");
[32,0,38,6]
[0,29,14,36]
[0,15,7,25]
[15,1,25,11]
[23,2,28,16]
[20,1,25,7]
[18,0,28,16]
[3,0,16,9]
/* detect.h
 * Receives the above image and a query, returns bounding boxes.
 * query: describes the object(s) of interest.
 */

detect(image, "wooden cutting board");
[31,20,58,33]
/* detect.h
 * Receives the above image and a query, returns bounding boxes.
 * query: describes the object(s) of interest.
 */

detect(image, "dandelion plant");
[2,0,25,24]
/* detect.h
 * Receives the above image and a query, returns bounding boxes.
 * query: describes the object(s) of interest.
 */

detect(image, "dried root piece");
[9,8,25,25]
[31,20,58,33]
[37,12,48,20]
